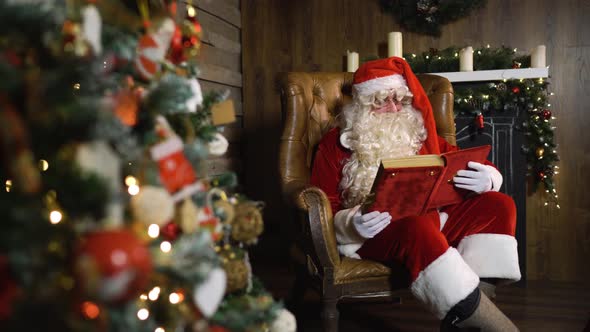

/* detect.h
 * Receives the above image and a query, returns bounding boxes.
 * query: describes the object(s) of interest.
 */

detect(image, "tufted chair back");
[277,72,455,332]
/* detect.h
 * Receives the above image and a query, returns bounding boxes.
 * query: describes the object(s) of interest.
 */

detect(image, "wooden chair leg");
[322,297,339,332]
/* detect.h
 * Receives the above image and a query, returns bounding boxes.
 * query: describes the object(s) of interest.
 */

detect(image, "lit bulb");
[148,224,160,238]
[160,241,172,253]
[128,184,140,196]
[39,159,49,171]
[556,204,561,209]
[155,328,165,332]
[412,54,416,58]
[169,293,180,304]
[454,53,458,57]
[513,48,518,52]
[5,179,12,192]
[547,104,551,107]
[137,308,149,320]
[73,83,80,90]
[50,211,63,224]
[187,5,196,17]
[148,287,161,301]
[477,50,482,55]
[425,55,430,59]
[125,176,138,186]
[486,44,490,48]
[140,294,148,300]
[544,202,549,206]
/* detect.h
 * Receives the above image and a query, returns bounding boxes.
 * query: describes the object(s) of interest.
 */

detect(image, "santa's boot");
[441,288,518,332]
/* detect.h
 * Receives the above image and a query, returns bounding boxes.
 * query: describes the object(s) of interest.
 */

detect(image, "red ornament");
[209,326,230,332]
[538,171,545,179]
[161,221,182,241]
[167,25,186,64]
[542,109,552,120]
[512,86,520,94]
[475,113,484,129]
[75,230,152,303]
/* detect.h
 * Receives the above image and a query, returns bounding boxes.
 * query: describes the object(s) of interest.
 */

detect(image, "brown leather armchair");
[278,72,455,331]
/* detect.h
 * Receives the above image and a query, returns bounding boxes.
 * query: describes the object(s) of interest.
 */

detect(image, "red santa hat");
[352,56,441,155]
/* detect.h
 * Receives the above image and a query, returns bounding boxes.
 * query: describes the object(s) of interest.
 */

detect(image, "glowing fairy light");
[137,308,149,320]
[148,224,160,238]
[50,210,63,224]
[160,241,172,253]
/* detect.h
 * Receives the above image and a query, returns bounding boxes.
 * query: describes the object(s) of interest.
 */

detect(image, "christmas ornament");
[207,133,229,156]
[213,200,235,224]
[512,86,520,94]
[161,221,182,241]
[231,202,264,245]
[536,147,545,158]
[222,256,250,294]
[474,112,484,129]
[270,308,297,332]
[61,20,89,56]
[75,230,152,303]
[542,109,552,120]
[135,18,176,80]
[81,5,102,55]
[178,198,199,233]
[512,60,521,69]
[193,267,226,318]
[130,185,174,226]
[197,206,222,241]
[113,88,139,126]
[76,141,123,226]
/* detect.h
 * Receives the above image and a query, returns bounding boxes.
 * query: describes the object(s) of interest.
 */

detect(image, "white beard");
[338,101,427,209]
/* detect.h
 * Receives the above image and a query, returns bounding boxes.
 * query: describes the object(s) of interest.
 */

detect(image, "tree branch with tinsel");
[405,46,559,207]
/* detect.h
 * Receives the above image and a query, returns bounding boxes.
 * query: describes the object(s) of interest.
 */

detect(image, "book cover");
[361,145,492,220]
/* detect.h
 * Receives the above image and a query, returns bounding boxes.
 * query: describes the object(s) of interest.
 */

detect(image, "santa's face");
[338,89,427,208]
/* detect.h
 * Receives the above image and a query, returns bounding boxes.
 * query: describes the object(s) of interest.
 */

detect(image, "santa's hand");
[352,210,392,239]
[454,161,502,194]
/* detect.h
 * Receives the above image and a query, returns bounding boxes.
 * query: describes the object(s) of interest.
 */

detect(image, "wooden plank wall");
[241,0,590,282]
[194,0,242,176]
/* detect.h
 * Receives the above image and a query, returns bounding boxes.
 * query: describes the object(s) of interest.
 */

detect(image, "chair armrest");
[285,181,341,267]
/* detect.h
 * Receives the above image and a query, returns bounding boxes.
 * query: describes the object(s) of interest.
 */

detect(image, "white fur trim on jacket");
[410,247,480,319]
[333,206,366,258]
[486,165,503,192]
[457,233,521,282]
[353,74,407,97]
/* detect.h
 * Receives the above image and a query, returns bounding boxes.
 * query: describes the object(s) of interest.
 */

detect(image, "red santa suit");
[310,57,521,319]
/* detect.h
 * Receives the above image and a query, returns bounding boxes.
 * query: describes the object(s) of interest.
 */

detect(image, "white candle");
[347,50,359,72]
[387,31,403,58]
[459,46,474,72]
[531,45,546,68]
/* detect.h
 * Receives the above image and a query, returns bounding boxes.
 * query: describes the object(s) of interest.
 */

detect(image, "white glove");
[453,161,496,194]
[352,210,392,239]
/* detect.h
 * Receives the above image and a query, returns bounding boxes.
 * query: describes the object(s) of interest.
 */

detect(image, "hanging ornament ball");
[536,147,545,158]
[542,109,552,120]
[496,83,507,91]
[75,230,152,303]
[222,257,250,294]
[161,221,182,241]
[131,185,174,226]
[512,86,520,94]
[231,202,264,245]
[270,308,297,332]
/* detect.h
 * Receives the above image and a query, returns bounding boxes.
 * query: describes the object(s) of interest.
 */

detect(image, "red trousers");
[356,191,517,282]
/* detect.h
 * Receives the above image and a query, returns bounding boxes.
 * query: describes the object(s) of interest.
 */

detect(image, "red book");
[361,145,492,219]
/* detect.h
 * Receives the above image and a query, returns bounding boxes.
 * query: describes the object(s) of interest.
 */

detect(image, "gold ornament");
[231,202,264,244]
[222,257,250,293]
[536,147,545,158]
[178,198,199,233]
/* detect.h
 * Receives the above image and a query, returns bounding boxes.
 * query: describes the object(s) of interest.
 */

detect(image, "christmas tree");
[0,1,295,331]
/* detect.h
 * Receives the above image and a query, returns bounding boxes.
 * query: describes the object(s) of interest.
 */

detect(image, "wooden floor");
[254,262,590,332]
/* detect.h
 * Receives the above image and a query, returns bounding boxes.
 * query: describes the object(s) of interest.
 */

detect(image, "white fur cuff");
[333,206,364,245]
[337,243,362,259]
[458,233,521,282]
[353,74,407,97]
[410,248,480,319]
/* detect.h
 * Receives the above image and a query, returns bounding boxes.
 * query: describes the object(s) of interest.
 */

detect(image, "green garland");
[380,0,487,36]
[405,46,559,206]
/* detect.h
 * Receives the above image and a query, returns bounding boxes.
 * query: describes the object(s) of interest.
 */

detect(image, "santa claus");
[310,57,520,331]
